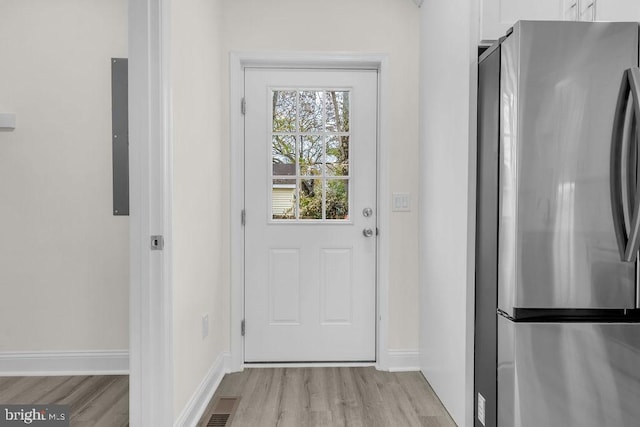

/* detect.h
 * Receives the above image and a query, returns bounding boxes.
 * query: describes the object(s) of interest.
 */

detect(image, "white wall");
[0,0,128,352]
[418,1,478,426]
[170,0,228,418]
[222,0,421,353]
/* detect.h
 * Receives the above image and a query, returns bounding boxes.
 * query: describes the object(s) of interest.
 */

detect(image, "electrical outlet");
[477,393,486,426]
[202,314,209,339]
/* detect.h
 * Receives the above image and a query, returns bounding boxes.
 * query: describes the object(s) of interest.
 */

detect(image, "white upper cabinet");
[481,0,640,44]
[480,0,565,43]
[595,0,640,23]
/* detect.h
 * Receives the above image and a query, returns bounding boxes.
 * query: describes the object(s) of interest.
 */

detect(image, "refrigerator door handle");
[624,68,640,261]
[611,68,640,262]
[611,69,631,260]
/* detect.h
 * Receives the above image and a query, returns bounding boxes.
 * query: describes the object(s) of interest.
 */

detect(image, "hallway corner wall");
[0,0,129,356]
[418,0,478,426]
[170,0,229,420]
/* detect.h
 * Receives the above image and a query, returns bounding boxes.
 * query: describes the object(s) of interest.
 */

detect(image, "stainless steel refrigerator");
[475,21,640,427]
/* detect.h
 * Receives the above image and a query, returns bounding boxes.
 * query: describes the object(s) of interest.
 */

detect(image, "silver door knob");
[362,228,374,237]
[362,207,373,217]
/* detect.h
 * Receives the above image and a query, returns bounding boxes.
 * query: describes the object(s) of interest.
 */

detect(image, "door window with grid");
[271,90,350,221]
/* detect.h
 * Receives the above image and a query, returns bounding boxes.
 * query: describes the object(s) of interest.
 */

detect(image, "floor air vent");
[207,396,240,427]
[207,414,229,427]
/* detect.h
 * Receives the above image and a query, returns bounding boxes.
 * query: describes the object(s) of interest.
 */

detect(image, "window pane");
[326,179,349,220]
[299,178,322,220]
[272,135,296,176]
[272,179,296,220]
[325,91,349,132]
[326,136,349,176]
[272,91,296,132]
[269,88,352,223]
[299,136,322,176]
[299,91,323,132]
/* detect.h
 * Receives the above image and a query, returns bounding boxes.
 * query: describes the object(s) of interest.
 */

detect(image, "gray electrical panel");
[111,58,129,215]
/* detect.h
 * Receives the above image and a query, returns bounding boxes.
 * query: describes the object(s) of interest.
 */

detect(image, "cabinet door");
[596,0,640,23]
[481,0,565,43]
[579,0,596,21]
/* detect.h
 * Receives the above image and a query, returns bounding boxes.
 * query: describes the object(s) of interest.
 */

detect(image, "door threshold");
[243,361,376,369]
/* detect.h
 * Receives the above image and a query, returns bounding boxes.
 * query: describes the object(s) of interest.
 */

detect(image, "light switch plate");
[392,192,411,212]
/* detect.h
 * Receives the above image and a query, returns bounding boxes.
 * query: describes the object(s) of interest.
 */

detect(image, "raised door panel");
[320,248,353,324]
[268,249,301,324]
[481,0,565,43]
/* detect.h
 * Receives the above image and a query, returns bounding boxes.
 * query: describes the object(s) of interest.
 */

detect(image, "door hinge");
[150,235,164,250]
[241,97,246,115]
[241,319,245,336]
[241,209,246,226]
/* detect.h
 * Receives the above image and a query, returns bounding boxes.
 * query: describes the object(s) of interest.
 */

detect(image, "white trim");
[376,55,391,372]
[466,2,481,426]
[244,362,375,369]
[129,0,174,425]
[229,51,391,372]
[386,350,420,372]
[173,352,230,427]
[229,53,245,373]
[0,350,129,376]
[231,51,387,70]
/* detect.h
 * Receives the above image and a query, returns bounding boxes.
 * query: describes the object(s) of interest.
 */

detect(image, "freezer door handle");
[610,69,630,261]
[611,68,640,262]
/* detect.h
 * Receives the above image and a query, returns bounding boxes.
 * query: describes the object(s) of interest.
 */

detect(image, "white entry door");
[244,68,378,362]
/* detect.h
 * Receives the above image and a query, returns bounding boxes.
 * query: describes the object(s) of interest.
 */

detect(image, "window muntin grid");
[271,89,350,221]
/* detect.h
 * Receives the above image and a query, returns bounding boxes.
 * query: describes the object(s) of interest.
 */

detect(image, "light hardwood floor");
[198,368,456,427]
[0,375,128,427]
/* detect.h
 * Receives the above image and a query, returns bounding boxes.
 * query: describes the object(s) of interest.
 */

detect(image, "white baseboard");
[0,350,129,376]
[174,351,230,427]
[242,352,419,372]
[244,362,375,369]
[387,349,420,372]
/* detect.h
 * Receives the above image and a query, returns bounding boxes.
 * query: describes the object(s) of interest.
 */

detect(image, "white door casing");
[244,68,378,362]
[128,0,173,425]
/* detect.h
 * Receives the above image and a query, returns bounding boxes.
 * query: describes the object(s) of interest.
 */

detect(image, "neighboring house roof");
[273,163,295,184]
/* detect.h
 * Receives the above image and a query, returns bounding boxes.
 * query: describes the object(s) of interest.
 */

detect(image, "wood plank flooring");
[198,368,456,427]
[0,370,454,426]
[0,375,128,427]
